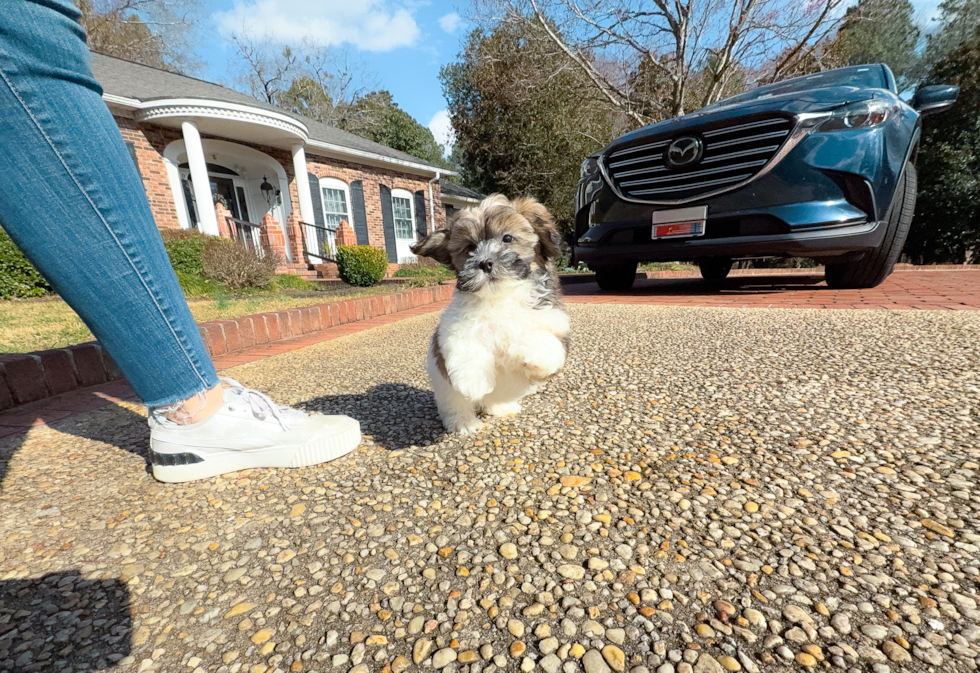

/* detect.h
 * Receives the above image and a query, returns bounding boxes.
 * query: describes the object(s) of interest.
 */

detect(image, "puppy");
[411,194,570,434]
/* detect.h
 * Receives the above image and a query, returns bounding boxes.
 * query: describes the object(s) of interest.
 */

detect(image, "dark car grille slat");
[705,129,790,150]
[701,145,781,164]
[619,160,768,187]
[631,174,754,196]
[609,139,669,159]
[604,113,795,202]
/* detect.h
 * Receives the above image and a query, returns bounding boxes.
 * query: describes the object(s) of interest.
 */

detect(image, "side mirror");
[911,84,959,115]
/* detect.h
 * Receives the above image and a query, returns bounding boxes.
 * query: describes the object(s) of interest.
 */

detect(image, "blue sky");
[196,0,471,150]
[193,0,943,154]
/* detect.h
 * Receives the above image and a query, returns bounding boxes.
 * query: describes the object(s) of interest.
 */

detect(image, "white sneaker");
[148,378,361,483]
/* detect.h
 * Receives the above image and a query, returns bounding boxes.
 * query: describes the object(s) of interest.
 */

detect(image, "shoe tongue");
[224,386,306,422]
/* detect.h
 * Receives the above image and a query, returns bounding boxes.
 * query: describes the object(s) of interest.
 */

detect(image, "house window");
[319,177,351,230]
[391,189,415,239]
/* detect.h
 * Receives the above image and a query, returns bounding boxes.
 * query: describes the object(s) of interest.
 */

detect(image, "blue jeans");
[0,0,219,407]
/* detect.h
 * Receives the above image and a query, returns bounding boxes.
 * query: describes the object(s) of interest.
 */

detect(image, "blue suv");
[574,64,958,290]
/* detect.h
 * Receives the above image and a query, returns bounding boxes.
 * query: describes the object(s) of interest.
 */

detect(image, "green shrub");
[393,261,454,281]
[202,239,280,290]
[0,227,51,299]
[160,228,212,276]
[271,273,319,292]
[175,270,223,297]
[335,245,388,287]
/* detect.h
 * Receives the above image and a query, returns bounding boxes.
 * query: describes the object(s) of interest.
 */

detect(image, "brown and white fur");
[411,194,570,434]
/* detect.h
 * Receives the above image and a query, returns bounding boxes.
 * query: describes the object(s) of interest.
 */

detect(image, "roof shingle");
[90,52,445,171]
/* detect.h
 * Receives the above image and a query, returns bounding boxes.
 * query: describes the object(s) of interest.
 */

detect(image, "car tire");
[698,258,733,282]
[825,162,917,289]
[595,263,637,291]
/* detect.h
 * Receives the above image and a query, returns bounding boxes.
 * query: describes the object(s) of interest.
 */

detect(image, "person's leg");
[0,0,215,407]
[0,0,360,481]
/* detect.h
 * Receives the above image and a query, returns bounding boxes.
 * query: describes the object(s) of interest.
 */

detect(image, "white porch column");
[181,121,219,236]
[291,144,316,224]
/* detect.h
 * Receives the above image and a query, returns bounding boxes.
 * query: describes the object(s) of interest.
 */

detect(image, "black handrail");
[225,216,263,251]
[298,220,337,263]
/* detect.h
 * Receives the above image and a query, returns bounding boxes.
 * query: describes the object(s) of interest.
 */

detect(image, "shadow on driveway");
[0,571,132,672]
[297,383,445,451]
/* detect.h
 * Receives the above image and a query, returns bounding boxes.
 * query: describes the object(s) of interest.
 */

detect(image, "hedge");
[0,227,51,299]
[335,245,388,287]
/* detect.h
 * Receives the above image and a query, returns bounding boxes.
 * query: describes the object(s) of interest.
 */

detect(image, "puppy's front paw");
[523,349,566,381]
[444,415,485,435]
[453,374,494,403]
[483,401,522,417]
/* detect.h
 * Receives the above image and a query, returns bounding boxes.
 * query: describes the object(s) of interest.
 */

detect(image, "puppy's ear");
[411,229,453,267]
[513,196,562,263]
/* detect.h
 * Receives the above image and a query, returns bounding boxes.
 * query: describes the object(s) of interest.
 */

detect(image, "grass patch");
[393,262,454,282]
[0,274,443,353]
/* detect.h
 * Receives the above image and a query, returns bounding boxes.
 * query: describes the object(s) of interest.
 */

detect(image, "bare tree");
[79,0,201,72]
[479,0,848,124]
[230,30,299,106]
[228,31,379,126]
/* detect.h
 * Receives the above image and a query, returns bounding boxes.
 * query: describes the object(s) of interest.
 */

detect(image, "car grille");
[604,114,795,203]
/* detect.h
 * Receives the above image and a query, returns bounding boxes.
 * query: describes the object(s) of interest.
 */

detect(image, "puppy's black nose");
[479,260,494,273]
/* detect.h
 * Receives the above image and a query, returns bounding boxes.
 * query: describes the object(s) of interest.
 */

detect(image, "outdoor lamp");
[260,176,275,206]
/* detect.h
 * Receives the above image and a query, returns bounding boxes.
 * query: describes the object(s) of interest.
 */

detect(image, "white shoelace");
[221,378,300,431]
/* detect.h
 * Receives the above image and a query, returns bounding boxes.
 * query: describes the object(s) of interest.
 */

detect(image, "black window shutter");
[414,190,427,239]
[349,180,369,245]
[125,141,145,193]
[307,173,325,227]
[125,141,140,174]
[307,173,326,252]
[379,184,398,263]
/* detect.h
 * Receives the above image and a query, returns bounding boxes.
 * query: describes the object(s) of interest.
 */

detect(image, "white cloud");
[438,12,463,33]
[215,0,421,51]
[428,109,454,154]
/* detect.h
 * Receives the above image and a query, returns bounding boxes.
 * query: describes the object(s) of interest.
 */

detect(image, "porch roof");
[91,53,452,177]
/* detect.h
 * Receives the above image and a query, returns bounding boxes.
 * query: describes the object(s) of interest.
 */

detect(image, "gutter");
[101,93,458,179]
[428,171,441,232]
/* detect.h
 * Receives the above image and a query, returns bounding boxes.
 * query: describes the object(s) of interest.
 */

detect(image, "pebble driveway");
[1,289,979,673]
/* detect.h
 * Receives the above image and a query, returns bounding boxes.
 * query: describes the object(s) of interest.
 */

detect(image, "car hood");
[606,86,882,150]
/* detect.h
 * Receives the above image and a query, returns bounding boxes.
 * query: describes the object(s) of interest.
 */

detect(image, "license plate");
[652,206,707,239]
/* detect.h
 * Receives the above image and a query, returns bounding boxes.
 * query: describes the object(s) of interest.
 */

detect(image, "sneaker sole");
[150,419,361,483]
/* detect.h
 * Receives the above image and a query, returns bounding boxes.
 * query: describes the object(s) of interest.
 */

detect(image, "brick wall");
[304,152,446,248]
[110,115,448,252]
[116,118,182,229]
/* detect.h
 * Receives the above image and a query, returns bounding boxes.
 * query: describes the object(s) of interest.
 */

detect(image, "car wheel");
[698,258,733,282]
[825,162,917,289]
[595,263,637,291]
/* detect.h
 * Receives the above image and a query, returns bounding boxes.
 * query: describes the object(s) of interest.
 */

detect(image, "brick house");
[91,53,452,273]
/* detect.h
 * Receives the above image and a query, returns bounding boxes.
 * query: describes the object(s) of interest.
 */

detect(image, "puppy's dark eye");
[502,234,514,243]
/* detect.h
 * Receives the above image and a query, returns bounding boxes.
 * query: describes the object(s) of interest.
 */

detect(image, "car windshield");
[706,66,889,108]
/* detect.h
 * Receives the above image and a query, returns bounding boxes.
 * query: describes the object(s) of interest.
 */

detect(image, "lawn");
[0,283,423,353]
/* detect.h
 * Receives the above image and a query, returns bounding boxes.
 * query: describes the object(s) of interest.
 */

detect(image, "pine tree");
[831,0,920,87]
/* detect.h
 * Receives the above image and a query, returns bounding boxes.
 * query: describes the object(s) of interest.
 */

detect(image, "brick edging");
[0,284,454,412]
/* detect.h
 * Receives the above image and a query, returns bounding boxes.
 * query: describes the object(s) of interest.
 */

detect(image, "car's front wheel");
[595,263,638,291]
[825,162,917,289]
[698,258,733,282]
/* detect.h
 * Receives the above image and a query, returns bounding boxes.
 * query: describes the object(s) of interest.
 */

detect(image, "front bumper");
[575,219,886,266]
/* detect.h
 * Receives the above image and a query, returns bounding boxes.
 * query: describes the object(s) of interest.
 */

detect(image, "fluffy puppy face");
[411,195,561,293]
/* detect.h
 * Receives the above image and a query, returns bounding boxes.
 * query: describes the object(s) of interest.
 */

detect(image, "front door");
[209,176,259,247]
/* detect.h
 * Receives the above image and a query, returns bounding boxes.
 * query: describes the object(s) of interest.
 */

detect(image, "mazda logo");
[666,136,703,168]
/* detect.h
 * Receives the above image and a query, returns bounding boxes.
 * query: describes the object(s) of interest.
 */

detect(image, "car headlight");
[580,156,599,179]
[819,99,896,131]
